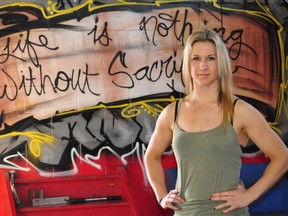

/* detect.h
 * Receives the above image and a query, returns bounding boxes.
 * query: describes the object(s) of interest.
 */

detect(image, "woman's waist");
[176,176,241,200]
[175,200,249,216]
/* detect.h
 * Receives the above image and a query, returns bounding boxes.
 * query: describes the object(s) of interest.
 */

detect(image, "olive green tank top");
[172,100,249,216]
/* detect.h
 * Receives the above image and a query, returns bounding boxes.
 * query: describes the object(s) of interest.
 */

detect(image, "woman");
[144,29,288,215]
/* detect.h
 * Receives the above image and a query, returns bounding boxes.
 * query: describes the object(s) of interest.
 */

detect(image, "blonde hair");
[182,29,234,128]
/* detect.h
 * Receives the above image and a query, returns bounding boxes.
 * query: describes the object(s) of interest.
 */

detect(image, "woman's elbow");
[144,150,161,169]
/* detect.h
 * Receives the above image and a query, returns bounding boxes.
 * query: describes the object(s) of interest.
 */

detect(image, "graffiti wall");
[0,0,287,214]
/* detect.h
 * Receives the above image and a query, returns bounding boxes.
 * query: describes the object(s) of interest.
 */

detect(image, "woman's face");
[190,41,219,89]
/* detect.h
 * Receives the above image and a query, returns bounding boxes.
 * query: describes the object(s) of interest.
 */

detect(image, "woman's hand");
[159,188,185,211]
[210,184,251,214]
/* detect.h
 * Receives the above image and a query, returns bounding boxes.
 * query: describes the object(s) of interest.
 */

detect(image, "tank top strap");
[174,100,180,123]
[233,98,240,108]
[231,98,240,125]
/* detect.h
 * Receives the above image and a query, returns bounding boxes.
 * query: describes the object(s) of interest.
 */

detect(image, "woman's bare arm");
[212,100,288,213]
[144,102,184,210]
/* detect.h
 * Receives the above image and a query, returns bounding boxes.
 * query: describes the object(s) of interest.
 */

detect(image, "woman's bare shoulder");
[233,97,267,127]
[160,100,178,117]
[234,98,260,115]
[157,100,180,128]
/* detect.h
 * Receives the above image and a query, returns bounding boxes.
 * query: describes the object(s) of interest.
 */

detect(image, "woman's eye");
[192,57,200,61]
[207,56,216,61]
[191,56,216,61]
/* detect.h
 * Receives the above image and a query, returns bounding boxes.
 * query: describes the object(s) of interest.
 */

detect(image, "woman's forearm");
[144,156,168,201]
[246,156,288,203]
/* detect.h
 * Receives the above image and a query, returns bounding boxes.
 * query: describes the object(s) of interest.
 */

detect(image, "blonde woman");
[144,29,288,215]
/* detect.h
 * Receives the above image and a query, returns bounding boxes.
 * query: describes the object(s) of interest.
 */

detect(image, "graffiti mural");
[0,0,287,183]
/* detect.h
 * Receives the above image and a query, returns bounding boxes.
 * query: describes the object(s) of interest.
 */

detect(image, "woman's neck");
[189,88,219,104]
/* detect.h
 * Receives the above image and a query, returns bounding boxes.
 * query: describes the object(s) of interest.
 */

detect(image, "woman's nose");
[199,61,208,69]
